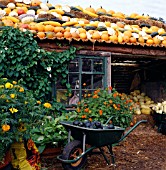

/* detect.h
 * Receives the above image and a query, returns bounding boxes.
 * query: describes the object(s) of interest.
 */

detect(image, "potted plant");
[0,78,52,169]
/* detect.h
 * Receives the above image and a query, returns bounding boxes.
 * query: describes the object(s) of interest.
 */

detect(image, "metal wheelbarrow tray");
[57,120,147,170]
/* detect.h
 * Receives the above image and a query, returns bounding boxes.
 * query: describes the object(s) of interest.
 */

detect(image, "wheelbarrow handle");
[118,120,147,143]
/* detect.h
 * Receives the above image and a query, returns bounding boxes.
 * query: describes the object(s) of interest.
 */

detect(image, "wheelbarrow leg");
[107,145,115,165]
[99,147,110,165]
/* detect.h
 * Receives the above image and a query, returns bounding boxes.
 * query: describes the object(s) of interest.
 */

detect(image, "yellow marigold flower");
[9,108,18,114]
[19,87,24,92]
[0,85,4,88]
[24,101,28,104]
[6,100,9,102]
[10,94,15,99]
[89,110,92,113]
[5,82,13,89]
[37,100,41,104]
[43,102,52,108]
[2,124,10,132]
[12,81,17,85]
[87,94,91,97]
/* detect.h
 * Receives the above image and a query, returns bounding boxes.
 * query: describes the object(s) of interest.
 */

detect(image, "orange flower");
[113,104,117,109]
[83,83,86,86]
[117,104,120,108]
[88,93,91,97]
[99,109,103,115]
[109,100,113,104]
[2,124,10,132]
[94,90,98,94]
[76,108,81,113]
[89,118,92,122]
[109,86,112,90]
[93,94,99,98]
[103,101,107,105]
[84,108,89,112]
[81,115,86,119]
[77,102,81,105]
[113,93,118,98]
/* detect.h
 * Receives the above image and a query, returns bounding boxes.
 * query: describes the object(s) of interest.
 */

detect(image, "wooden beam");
[37,39,166,59]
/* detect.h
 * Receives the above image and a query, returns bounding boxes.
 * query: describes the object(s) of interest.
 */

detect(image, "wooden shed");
[1,1,166,103]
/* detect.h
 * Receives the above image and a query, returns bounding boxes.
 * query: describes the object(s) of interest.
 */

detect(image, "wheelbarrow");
[57,119,147,170]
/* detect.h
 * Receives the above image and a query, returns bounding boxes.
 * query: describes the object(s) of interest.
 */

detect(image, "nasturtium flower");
[43,102,52,108]
[2,124,10,132]
[5,82,13,89]
[10,94,15,99]
[9,108,18,114]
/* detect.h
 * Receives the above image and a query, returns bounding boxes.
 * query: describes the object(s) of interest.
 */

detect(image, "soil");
[41,115,166,170]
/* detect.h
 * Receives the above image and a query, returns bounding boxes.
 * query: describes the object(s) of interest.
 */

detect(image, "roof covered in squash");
[0,0,166,48]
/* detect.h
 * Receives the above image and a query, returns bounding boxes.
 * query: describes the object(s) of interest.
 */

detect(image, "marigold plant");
[0,78,52,162]
[73,87,134,128]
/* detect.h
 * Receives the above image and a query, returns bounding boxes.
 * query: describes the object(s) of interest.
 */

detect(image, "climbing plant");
[0,26,76,101]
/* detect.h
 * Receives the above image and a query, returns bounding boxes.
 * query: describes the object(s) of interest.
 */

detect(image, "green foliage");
[30,115,68,153]
[68,87,134,128]
[0,27,76,100]
[0,78,50,162]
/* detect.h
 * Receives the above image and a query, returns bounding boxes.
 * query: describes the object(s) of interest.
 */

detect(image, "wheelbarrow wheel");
[61,140,87,170]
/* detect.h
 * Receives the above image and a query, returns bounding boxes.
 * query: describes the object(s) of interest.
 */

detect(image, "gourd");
[85,5,96,14]
[96,6,106,14]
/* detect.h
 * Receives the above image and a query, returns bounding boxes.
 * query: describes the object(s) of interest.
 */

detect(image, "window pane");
[82,59,92,72]
[93,75,103,89]
[93,59,103,72]
[82,74,92,89]
[69,58,79,72]
[69,74,79,89]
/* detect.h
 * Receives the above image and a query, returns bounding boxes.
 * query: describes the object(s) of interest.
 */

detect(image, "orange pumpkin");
[37,32,46,39]
[44,25,54,32]
[96,6,106,14]
[92,31,101,40]
[85,5,96,14]
[55,32,63,38]
[31,0,41,6]
[101,33,109,41]
[64,31,72,38]
[79,32,87,39]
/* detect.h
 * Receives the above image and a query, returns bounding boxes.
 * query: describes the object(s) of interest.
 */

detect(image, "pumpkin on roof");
[0,0,165,47]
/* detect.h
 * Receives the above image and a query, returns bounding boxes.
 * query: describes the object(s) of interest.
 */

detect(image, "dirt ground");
[41,115,166,170]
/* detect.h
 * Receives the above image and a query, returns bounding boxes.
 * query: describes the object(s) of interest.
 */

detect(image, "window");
[56,55,108,105]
